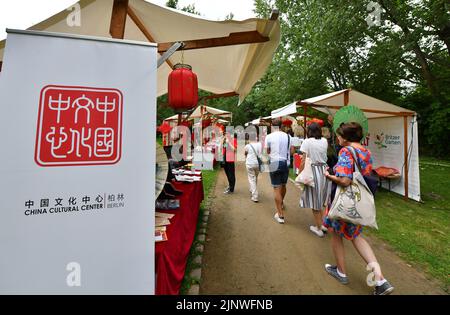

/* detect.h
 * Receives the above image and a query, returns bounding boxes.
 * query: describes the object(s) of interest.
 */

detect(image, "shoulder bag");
[249,143,263,172]
[295,139,314,187]
[328,146,378,229]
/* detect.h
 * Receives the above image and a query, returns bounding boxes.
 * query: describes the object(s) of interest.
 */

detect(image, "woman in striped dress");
[299,123,330,237]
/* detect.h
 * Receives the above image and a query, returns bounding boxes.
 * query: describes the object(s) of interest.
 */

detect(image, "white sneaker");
[310,225,324,237]
[274,212,285,224]
[251,197,259,202]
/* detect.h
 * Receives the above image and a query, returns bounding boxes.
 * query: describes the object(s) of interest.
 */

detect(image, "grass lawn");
[180,166,219,294]
[366,157,450,292]
[156,136,163,146]
[290,158,450,292]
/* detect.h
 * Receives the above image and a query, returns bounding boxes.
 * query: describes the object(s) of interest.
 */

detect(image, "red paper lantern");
[168,64,198,112]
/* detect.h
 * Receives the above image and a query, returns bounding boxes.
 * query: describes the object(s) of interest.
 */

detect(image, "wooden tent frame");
[0,0,279,82]
[108,0,278,126]
[110,0,278,101]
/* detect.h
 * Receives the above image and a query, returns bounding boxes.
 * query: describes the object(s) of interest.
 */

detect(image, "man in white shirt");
[264,118,294,224]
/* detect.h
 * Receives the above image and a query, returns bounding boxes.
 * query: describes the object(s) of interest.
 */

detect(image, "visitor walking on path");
[223,132,237,194]
[264,118,294,224]
[299,123,330,237]
[245,131,262,202]
[323,122,394,295]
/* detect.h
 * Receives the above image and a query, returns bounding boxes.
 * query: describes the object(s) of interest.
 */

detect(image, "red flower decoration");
[158,122,172,134]
[282,119,293,126]
[306,118,324,127]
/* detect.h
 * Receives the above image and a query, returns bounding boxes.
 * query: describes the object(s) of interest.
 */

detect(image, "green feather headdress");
[332,105,368,136]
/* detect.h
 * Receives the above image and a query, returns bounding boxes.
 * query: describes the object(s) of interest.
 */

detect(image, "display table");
[155,179,204,295]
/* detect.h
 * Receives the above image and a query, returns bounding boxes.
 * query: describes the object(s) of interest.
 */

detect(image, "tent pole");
[403,115,409,200]
[344,89,349,105]
[110,0,129,39]
[201,105,204,147]
[303,105,307,135]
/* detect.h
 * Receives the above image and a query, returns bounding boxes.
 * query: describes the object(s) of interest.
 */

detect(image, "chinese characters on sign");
[35,86,123,166]
[23,193,126,216]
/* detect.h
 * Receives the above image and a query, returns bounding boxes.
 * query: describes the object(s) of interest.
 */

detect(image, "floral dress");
[323,146,373,240]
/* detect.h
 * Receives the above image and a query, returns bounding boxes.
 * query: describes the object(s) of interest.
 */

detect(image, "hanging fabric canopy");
[271,101,297,118]
[0,0,280,104]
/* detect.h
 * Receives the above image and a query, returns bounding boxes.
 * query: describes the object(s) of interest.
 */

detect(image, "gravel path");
[200,162,446,295]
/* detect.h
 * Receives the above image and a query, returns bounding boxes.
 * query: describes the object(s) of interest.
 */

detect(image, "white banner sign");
[0,30,157,294]
[366,116,421,201]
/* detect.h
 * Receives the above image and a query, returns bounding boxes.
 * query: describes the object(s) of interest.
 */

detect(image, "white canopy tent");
[163,113,189,122]
[188,105,232,121]
[162,105,232,146]
[273,89,420,201]
[0,0,280,104]
[271,101,297,118]
[163,105,232,123]
[245,115,272,126]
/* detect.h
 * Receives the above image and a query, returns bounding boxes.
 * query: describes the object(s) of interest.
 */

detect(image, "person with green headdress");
[322,105,394,295]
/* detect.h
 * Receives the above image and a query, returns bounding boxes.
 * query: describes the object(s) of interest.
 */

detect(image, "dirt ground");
[200,162,446,295]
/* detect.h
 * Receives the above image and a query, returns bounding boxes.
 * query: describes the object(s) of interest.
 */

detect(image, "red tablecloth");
[155,180,204,295]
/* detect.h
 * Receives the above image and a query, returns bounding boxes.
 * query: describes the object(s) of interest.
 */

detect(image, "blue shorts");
[269,160,289,188]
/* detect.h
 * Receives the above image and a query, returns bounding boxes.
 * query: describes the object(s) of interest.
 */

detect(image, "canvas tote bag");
[328,146,378,229]
[295,152,315,187]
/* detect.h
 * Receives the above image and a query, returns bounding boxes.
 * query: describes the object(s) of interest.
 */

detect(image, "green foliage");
[165,0,201,16]
[248,0,449,156]
[180,168,219,294]
[225,12,235,20]
[165,0,178,9]
[156,94,175,126]
[161,0,449,156]
[366,156,450,292]
[181,4,201,16]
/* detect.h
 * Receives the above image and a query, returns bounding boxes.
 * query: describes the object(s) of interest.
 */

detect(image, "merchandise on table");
[155,230,168,242]
[155,199,180,210]
[155,226,167,232]
[155,217,171,227]
[155,212,175,219]
[175,175,202,182]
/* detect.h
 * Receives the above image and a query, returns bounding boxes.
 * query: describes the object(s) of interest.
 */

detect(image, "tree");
[225,12,235,20]
[165,0,200,16]
[181,4,201,15]
[249,0,449,156]
[165,0,178,9]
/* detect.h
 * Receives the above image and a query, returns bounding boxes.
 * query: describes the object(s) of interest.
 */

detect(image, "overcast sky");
[0,0,257,40]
